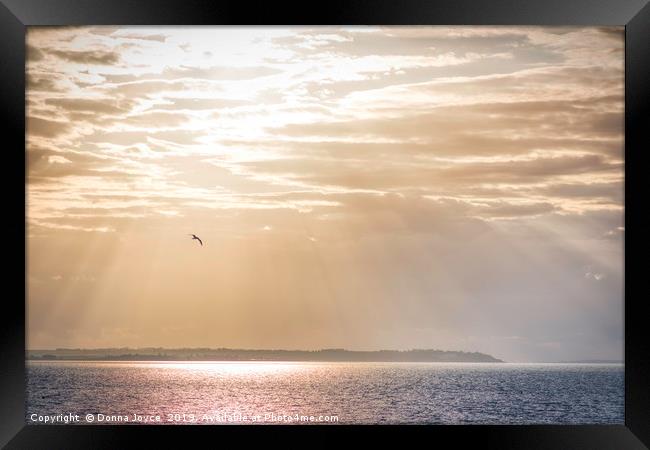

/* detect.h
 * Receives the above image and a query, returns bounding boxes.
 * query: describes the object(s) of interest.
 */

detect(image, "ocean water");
[26,361,624,425]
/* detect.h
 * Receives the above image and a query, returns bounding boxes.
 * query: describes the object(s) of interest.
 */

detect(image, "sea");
[26,361,624,425]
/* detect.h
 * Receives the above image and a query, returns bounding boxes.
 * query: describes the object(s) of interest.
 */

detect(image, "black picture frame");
[1,0,648,448]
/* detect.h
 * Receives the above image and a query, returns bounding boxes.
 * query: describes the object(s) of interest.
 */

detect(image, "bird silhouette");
[189,234,203,246]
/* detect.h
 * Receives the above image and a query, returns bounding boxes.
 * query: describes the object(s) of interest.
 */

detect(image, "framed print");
[1,0,648,448]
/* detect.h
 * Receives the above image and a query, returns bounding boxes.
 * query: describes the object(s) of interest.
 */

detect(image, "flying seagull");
[189,234,203,246]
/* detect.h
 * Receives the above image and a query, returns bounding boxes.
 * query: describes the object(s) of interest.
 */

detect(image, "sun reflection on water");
[142,360,320,375]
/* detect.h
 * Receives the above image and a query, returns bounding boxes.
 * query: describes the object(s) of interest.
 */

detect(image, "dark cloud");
[45,97,136,115]
[116,33,168,43]
[29,168,139,184]
[542,181,623,202]
[476,201,558,218]
[269,95,623,157]
[26,146,137,185]
[27,45,44,62]
[48,48,120,65]
[101,65,282,85]
[86,129,202,147]
[58,205,150,217]
[27,146,111,168]
[107,80,189,97]
[27,116,71,138]
[27,74,60,92]
[224,132,621,161]
[438,154,619,182]
[595,27,624,40]
[240,153,619,191]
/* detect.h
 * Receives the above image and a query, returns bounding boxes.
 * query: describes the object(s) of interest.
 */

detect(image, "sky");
[26,26,624,362]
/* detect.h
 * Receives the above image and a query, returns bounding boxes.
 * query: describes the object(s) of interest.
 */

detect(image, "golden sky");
[26,26,624,362]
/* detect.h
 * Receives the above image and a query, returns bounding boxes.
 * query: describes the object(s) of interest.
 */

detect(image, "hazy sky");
[26,26,624,362]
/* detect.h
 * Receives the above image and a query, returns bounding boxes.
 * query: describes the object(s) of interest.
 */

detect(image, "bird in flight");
[189,234,203,246]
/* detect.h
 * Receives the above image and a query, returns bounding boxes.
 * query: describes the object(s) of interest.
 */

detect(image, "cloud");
[437,154,619,182]
[27,145,139,185]
[239,154,619,193]
[27,45,44,62]
[27,74,60,92]
[268,95,622,158]
[48,155,72,164]
[541,181,623,202]
[27,116,71,138]
[476,201,558,219]
[85,129,203,147]
[48,48,120,65]
[107,80,189,97]
[311,193,489,236]
[44,97,135,115]
[113,32,169,43]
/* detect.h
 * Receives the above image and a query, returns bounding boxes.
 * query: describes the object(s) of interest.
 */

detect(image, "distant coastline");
[27,348,503,363]
[556,360,623,364]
